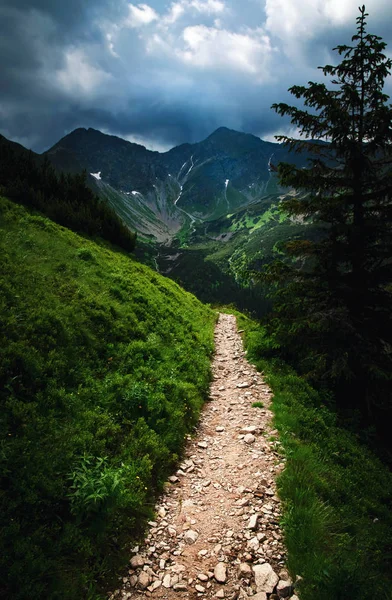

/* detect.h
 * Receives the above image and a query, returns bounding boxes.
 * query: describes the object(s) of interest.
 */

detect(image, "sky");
[1,0,392,153]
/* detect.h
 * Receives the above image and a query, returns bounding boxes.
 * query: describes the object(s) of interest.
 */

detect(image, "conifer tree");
[265,6,392,421]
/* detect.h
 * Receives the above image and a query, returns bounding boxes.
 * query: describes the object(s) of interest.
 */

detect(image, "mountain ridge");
[1,126,312,312]
[44,125,302,242]
[1,126,316,312]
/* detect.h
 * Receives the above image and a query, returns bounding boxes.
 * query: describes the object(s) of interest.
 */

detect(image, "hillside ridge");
[0,195,215,599]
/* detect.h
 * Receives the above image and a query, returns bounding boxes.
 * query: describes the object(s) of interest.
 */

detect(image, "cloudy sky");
[1,0,391,153]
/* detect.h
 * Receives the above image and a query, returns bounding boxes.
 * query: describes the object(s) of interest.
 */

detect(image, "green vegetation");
[0,196,215,599]
[1,12,391,600]
[251,401,264,409]
[262,7,392,453]
[157,244,270,316]
[37,122,323,314]
[228,204,282,233]
[0,135,136,252]
[168,190,324,318]
[233,311,392,600]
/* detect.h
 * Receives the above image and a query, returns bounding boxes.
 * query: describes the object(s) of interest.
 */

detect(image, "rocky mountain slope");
[45,127,309,243]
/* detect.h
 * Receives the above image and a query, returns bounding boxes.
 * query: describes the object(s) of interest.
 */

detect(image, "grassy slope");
[224,309,392,600]
[155,197,314,317]
[0,197,216,599]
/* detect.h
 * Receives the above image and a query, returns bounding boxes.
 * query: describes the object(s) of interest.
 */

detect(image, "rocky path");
[110,314,299,600]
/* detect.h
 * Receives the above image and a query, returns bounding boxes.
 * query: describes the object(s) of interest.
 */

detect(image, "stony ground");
[109,313,299,600]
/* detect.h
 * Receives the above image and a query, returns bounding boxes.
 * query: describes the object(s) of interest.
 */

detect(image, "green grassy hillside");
[0,197,215,599]
[153,193,320,317]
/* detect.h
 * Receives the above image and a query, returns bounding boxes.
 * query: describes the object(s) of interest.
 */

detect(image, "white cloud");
[3,0,392,154]
[106,32,119,58]
[164,2,186,25]
[261,125,302,143]
[264,0,356,60]
[56,49,112,95]
[162,0,225,26]
[125,3,158,28]
[189,0,225,15]
[177,25,273,76]
[323,0,358,25]
[265,0,373,46]
[116,1,272,80]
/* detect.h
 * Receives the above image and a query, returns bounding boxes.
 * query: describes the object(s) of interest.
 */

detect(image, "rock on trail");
[109,313,299,600]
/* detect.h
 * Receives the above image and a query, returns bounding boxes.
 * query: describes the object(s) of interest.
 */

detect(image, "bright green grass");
[228,205,281,233]
[0,197,216,600]
[252,401,264,408]
[220,308,392,600]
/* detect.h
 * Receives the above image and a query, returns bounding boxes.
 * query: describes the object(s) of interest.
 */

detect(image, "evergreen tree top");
[272,5,392,158]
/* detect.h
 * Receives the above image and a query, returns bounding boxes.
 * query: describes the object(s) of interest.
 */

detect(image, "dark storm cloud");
[1,0,391,153]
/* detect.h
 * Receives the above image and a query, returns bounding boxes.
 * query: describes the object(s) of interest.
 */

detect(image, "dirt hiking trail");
[110,313,299,600]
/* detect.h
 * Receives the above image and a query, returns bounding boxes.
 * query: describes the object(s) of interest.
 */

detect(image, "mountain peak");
[200,127,267,156]
[207,126,242,139]
[204,126,270,146]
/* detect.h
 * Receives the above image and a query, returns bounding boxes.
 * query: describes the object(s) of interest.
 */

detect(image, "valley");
[2,7,392,599]
[1,123,391,600]
[45,126,314,314]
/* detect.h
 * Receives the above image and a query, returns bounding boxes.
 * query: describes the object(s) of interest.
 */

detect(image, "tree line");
[0,139,136,252]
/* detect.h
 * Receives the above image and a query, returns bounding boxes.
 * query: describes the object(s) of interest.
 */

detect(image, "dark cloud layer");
[1,0,391,152]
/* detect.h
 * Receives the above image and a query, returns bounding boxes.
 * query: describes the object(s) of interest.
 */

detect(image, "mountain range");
[45,126,309,244]
[1,126,315,313]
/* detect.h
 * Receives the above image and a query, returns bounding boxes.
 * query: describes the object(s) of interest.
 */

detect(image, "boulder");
[238,563,252,578]
[247,537,260,551]
[252,594,267,600]
[252,563,279,593]
[184,529,199,544]
[276,579,293,598]
[137,572,150,590]
[247,514,259,530]
[130,554,145,569]
[241,426,258,434]
[214,563,227,583]
[163,574,171,588]
[150,580,162,591]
